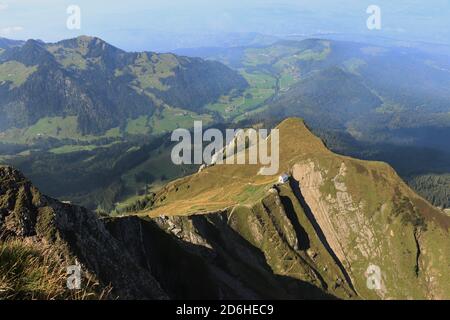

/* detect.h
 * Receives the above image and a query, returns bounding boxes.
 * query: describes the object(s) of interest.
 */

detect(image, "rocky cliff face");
[290,159,450,299]
[0,165,166,299]
[105,213,339,299]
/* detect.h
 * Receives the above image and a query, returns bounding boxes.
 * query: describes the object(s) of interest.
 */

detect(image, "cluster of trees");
[407,174,450,209]
[120,194,156,214]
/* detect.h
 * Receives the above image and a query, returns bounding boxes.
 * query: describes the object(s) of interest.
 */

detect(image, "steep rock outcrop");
[0,165,167,299]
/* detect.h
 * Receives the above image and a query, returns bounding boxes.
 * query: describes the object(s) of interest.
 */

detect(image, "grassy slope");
[205,41,332,122]
[0,116,121,145]
[138,118,450,299]
[149,107,214,134]
[0,239,106,300]
[0,61,37,88]
[142,118,334,216]
[206,70,276,121]
[0,108,212,154]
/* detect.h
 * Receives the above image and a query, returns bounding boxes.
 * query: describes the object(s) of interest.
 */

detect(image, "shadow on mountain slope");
[288,178,357,295]
[105,215,337,300]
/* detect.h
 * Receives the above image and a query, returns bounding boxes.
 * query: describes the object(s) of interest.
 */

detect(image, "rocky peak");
[56,35,125,60]
[0,166,44,238]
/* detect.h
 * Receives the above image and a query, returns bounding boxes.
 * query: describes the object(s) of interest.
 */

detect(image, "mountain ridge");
[1,118,449,299]
[0,35,248,134]
[137,118,450,299]
[0,37,24,50]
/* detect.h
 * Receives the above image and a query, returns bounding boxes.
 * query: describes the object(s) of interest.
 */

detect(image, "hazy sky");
[1,0,449,51]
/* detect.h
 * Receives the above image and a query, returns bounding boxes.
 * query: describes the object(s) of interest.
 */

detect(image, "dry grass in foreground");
[0,239,111,300]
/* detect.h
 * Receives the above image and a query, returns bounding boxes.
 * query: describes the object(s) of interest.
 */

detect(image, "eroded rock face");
[0,166,43,237]
[291,159,450,299]
[107,212,337,300]
[0,165,167,300]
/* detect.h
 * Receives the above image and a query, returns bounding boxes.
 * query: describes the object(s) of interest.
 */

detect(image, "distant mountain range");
[178,39,450,143]
[3,36,450,145]
[0,37,24,49]
[0,36,247,135]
